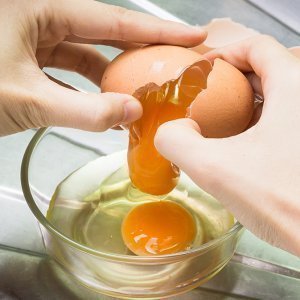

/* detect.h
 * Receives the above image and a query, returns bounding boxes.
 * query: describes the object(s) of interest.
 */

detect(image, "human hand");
[0,0,206,136]
[155,35,300,256]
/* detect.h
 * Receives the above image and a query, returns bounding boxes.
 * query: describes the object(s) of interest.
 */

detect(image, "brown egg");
[190,58,254,137]
[192,18,258,54]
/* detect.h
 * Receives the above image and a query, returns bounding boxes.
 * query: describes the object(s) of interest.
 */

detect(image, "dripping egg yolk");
[121,201,196,256]
[128,64,207,196]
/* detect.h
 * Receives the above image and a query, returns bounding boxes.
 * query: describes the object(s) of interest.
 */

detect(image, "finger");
[45,73,130,131]
[155,118,221,169]
[64,37,143,50]
[247,101,263,128]
[204,35,296,81]
[246,72,263,96]
[37,42,108,86]
[154,118,236,195]
[45,74,136,132]
[31,73,142,131]
[289,46,300,59]
[54,0,207,47]
[100,40,143,50]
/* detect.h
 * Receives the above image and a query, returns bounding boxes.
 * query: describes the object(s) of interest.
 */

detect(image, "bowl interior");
[21,127,242,261]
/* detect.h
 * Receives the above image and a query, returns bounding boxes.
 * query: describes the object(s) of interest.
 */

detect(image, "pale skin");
[1,1,299,256]
[155,35,300,256]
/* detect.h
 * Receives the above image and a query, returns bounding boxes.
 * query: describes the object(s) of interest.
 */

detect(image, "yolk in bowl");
[121,201,196,256]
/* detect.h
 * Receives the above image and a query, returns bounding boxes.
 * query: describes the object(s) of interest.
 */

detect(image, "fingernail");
[122,99,142,123]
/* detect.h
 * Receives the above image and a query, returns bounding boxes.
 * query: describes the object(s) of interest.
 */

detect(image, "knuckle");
[34,0,68,45]
[0,84,49,132]
[113,5,129,17]
[114,6,129,20]
[93,102,120,131]
[76,52,88,72]
[75,49,93,78]
[246,34,276,47]
[19,90,50,129]
[257,34,277,45]
[111,6,132,40]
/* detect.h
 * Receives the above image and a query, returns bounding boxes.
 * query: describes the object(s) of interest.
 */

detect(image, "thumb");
[154,118,237,196]
[31,76,142,131]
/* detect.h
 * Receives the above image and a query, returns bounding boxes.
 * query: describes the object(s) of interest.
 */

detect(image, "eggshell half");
[190,58,254,137]
[192,18,258,54]
[101,45,211,95]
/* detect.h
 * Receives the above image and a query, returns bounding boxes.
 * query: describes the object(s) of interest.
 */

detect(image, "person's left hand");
[0,0,207,136]
[154,36,300,255]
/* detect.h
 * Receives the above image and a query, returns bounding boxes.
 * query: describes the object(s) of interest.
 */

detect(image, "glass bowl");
[21,127,243,299]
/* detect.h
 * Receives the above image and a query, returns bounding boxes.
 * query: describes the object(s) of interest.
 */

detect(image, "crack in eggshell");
[132,59,212,111]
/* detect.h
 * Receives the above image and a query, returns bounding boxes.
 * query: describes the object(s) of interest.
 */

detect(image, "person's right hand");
[155,35,300,256]
[0,0,206,136]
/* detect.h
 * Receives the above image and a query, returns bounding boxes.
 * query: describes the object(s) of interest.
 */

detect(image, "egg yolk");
[122,201,196,256]
[128,63,208,195]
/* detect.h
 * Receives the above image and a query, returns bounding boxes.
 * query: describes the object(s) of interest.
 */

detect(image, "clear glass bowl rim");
[21,127,243,263]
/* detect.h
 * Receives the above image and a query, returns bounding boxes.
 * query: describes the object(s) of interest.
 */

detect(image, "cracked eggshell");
[101,45,254,138]
[192,18,258,54]
[101,45,211,95]
[190,58,254,138]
